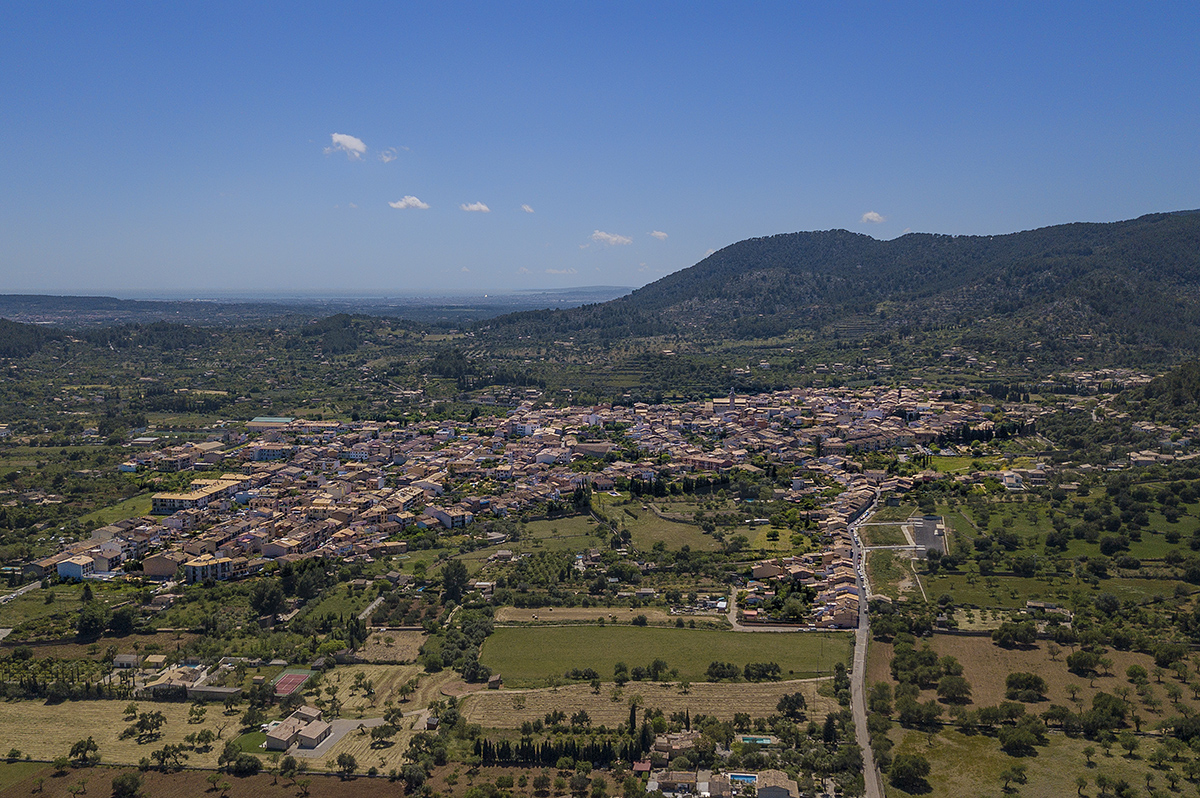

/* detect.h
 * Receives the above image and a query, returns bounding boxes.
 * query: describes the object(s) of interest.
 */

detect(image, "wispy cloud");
[860,211,886,224]
[521,204,535,214]
[461,267,470,272]
[379,147,399,163]
[649,230,668,240]
[546,267,578,275]
[460,202,490,213]
[326,133,367,159]
[704,249,716,257]
[517,267,531,274]
[591,230,632,246]
[388,196,429,210]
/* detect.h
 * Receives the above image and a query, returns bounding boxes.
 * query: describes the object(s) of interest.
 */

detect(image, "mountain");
[481,211,1200,350]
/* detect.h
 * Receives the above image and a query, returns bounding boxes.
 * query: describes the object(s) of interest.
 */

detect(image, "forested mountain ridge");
[481,210,1200,347]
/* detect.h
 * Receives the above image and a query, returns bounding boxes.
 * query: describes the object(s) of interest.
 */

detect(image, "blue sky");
[2,2,1198,296]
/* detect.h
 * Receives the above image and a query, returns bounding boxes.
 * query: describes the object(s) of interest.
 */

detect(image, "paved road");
[358,596,385,621]
[0,580,41,606]
[849,498,886,798]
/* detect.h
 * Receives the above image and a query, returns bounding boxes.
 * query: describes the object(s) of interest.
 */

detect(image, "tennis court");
[272,668,313,697]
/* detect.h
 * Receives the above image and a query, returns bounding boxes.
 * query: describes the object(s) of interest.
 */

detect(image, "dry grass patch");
[460,679,836,729]
[323,664,425,717]
[357,631,426,663]
[0,699,224,767]
[872,633,1200,720]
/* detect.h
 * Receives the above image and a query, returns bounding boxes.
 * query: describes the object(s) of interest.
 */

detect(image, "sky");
[2,2,1198,297]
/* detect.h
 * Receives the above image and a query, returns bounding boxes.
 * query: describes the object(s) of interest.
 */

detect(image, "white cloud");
[379,147,399,163]
[546,267,578,275]
[460,202,491,213]
[388,196,430,210]
[591,230,633,246]
[649,230,668,240]
[461,267,471,272]
[326,133,367,159]
[520,204,535,214]
[704,249,716,257]
[348,203,358,209]
[860,211,886,224]
[517,267,531,274]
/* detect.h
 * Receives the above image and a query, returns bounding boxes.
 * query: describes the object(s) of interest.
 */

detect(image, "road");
[849,497,886,798]
[0,580,41,606]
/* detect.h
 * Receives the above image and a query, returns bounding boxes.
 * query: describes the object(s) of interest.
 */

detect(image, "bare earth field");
[460,678,836,728]
[494,606,679,624]
[0,764,408,798]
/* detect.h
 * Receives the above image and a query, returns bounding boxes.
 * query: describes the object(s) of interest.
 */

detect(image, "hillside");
[481,210,1200,350]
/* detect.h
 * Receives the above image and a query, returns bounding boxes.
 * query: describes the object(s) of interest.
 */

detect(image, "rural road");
[849,496,885,798]
[0,580,40,606]
[358,596,385,621]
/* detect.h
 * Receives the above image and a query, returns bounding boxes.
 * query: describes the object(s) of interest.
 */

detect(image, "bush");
[111,772,143,798]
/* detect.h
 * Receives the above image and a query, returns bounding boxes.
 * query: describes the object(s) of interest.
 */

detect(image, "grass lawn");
[231,731,267,754]
[478,626,852,687]
[75,492,153,527]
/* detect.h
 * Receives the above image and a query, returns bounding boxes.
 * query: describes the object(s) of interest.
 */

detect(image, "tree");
[937,674,972,704]
[1075,775,1087,796]
[111,773,142,798]
[250,579,286,617]
[1000,764,1028,791]
[69,736,99,767]
[336,752,358,778]
[889,754,930,791]
[777,692,807,719]
[75,601,110,640]
[441,560,469,603]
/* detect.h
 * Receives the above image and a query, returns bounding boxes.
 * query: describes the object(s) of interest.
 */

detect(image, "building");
[57,554,95,581]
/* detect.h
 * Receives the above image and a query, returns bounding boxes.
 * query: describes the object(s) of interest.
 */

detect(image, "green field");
[859,524,907,546]
[478,626,852,687]
[924,571,1183,609]
[230,731,268,754]
[593,493,721,552]
[0,761,47,791]
[76,492,153,526]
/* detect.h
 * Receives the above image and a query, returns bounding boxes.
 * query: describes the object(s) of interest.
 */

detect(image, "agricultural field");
[887,728,1166,798]
[877,633,1200,798]
[461,677,836,729]
[923,572,1183,609]
[478,626,852,687]
[494,606,678,625]
[321,664,425,717]
[0,764,403,798]
[0,699,226,768]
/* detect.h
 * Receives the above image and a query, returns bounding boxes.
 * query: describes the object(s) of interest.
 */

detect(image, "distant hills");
[483,211,1200,351]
